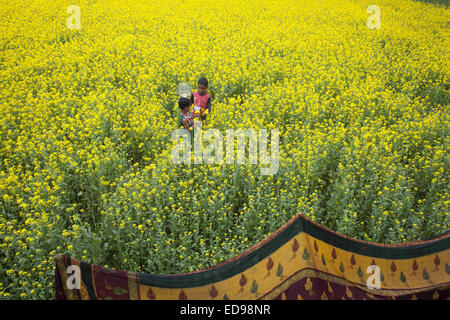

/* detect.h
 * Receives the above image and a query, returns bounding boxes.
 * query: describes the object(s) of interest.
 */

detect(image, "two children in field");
[178,77,211,131]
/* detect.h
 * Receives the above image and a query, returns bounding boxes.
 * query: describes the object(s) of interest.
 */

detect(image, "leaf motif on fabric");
[179,290,187,300]
[147,287,156,300]
[345,286,353,299]
[400,271,408,287]
[237,274,247,294]
[432,291,439,300]
[264,257,274,278]
[250,280,259,296]
[339,261,345,274]
[290,239,299,261]
[331,248,337,263]
[104,280,113,291]
[305,277,314,295]
[209,285,218,299]
[434,255,440,271]
[276,263,284,280]
[112,286,128,296]
[349,254,356,269]
[327,282,334,294]
[411,259,419,275]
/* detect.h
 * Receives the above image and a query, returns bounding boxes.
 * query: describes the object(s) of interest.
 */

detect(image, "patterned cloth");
[55,213,450,300]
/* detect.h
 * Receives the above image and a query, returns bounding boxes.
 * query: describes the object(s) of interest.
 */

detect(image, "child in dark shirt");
[178,97,194,131]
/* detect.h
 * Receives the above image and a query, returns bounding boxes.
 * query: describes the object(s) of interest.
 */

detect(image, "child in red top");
[190,77,211,123]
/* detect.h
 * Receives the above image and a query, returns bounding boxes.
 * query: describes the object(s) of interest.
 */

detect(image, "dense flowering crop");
[0,0,448,299]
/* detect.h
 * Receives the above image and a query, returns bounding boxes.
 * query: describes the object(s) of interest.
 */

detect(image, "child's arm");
[206,97,211,113]
[201,97,212,116]
[181,118,191,130]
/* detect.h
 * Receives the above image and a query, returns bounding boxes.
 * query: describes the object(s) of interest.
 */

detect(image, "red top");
[192,91,211,111]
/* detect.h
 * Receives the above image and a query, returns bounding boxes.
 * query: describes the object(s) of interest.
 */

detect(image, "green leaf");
[357,267,363,279]
[276,263,284,278]
[302,247,310,261]
[250,280,258,294]
[400,271,407,284]
[339,262,345,274]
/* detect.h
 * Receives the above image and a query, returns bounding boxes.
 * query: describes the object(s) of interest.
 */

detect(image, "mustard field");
[0,0,448,299]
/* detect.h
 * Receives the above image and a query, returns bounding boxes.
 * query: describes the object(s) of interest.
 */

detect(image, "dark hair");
[178,97,191,109]
[198,77,208,87]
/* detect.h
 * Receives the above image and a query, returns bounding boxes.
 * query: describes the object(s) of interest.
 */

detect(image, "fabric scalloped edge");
[55,212,450,300]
